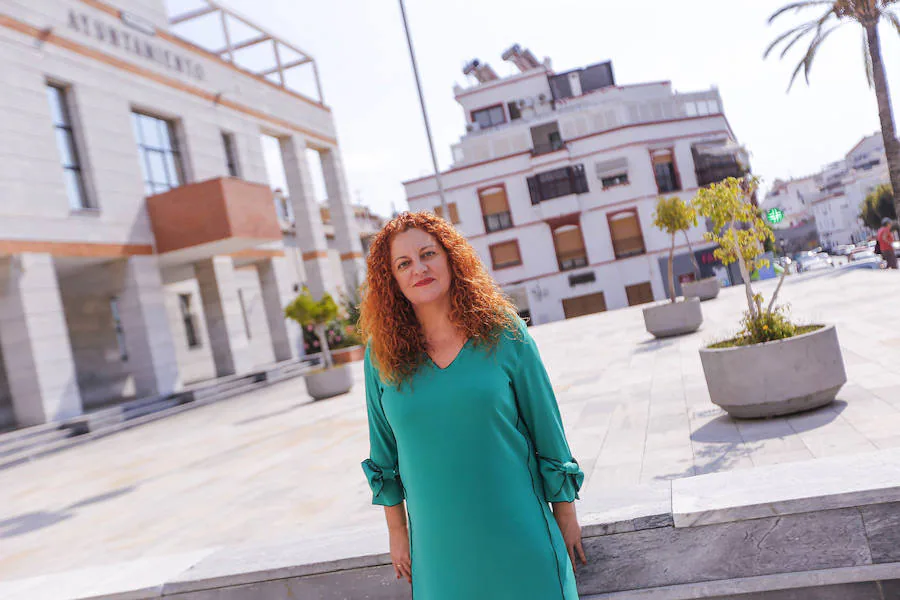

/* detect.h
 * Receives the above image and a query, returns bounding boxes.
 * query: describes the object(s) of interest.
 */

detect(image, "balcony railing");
[484,212,513,233]
[559,255,589,271]
[532,139,566,156]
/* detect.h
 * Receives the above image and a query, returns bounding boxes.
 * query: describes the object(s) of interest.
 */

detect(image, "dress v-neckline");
[427,339,470,371]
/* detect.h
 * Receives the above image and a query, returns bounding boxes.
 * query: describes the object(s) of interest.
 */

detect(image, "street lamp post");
[397,0,449,217]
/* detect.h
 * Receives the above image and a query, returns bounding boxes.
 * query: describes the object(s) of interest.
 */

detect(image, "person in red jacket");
[878,217,898,269]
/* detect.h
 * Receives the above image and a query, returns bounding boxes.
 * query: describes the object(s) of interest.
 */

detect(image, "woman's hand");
[552,501,587,572]
[389,528,412,583]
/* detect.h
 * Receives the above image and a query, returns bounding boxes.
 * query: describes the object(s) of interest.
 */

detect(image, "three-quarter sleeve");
[360,347,405,506]
[508,320,584,503]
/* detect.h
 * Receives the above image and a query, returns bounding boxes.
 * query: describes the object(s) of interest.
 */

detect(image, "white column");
[257,257,301,362]
[321,147,366,295]
[195,257,254,377]
[117,257,182,398]
[280,135,335,299]
[0,253,82,426]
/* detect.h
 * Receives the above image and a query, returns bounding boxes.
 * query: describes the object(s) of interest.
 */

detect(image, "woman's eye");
[422,251,436,259]
[398,261,410,270]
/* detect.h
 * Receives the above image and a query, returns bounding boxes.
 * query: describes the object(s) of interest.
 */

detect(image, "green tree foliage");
[765,0,900,220]
[694,177,794,344]
[652,196,698,303]
[859,183,897,230]
[285,288,342,368]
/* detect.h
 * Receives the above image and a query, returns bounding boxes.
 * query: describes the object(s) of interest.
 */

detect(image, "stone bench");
[3,448,899,600]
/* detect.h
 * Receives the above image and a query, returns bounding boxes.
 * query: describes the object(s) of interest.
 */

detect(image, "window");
[489,240,522,270]
[222,132,239,177]
[109,297,128,361]
[507,101,522,121]
[625,282,654,306]
[608,209,646,259]
[652,149,680,193]
[479,185,513,232]
[471,105,506,129]
[47,84,91,210]
[434,202,460,224]
[237,289,252,340]
[179,293,201,349]
[596,157,629,190]
[132,111,184,195]
[527,165,589,204]
[531,122,564,155]
[553,224,588,271]
[562,292,607,319]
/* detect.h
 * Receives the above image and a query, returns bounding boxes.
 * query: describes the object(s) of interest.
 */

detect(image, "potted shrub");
[285,288,353,400]
[693,177,846,418]
[331,294,364,364]
[642,196,703,338]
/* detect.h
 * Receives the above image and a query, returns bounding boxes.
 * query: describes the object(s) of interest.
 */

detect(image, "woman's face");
[390,228,452,307]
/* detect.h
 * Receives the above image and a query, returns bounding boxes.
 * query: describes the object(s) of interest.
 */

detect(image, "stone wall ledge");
[2,448,899,599]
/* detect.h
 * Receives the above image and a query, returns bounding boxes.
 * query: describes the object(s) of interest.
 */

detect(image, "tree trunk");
[681,230,702,278]
[668,233,676,303]
[731,221,757,320]
[865,23,900,221]
[315,324,333,369]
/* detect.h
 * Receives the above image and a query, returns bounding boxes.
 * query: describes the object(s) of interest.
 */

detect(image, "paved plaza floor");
[2,269,900,582]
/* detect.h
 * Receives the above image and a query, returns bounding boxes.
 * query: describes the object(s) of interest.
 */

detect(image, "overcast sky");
[200,0,900,218]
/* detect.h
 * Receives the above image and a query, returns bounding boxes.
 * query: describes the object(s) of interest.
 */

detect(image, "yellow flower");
[763,325,769,330]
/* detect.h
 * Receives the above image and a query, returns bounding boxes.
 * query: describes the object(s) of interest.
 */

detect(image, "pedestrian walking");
[358,212,585,599]
[878,217,898,269]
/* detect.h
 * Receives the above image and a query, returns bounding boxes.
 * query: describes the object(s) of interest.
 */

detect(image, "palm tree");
[765,1,900,219]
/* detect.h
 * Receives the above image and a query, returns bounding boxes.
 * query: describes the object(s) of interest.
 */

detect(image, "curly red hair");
[359,211,519,385]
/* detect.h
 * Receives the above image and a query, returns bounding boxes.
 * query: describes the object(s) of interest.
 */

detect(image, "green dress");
[361,318,583,599]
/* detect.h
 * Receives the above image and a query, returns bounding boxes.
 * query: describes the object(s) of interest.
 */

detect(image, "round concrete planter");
[304,364,353,400]
[699,325,846,419]
[332,345,364,365]
[643,297,703,338]
[682,277,720,301]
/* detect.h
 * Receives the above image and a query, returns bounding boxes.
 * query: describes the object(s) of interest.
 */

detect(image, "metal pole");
[398,0,448,216]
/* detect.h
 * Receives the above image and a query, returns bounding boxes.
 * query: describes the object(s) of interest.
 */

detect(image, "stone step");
[0,359,315,472]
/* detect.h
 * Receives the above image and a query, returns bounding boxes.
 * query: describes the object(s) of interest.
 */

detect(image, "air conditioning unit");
[517,98,527,108]
[466,124,475,132]
[538,93,548,104]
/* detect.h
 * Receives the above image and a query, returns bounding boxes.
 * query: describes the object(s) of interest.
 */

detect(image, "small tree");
[652,196,699,303]
[285,288,341,369]
[860,183,897,231]
[694,177,793,343]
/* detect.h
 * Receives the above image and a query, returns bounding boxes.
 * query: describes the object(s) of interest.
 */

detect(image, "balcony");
[531,122,565,156]
[147,177,282,265]
[692,140,749,187]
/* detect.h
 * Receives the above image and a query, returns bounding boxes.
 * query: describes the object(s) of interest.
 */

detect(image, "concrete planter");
[304,364,353,400]
[682,277,720,301]
[699,325,846,419]
[643,297,703,338]
[332,345,364,365]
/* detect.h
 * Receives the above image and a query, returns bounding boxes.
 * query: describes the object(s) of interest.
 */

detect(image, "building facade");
[403,49,747,326]
[0,0,366,428]
[763,133,887,249]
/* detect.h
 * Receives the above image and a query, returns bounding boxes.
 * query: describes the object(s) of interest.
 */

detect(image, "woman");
[359,212,585,599]
[877,217,897,270]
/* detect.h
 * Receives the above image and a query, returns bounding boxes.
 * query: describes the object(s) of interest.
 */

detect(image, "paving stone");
[707,582,884,600]
[860,502,900,564]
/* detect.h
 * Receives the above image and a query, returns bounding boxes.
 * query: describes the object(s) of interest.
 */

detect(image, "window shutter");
[435,203,459,223]
[596,157,628,178]
[479,186,510,216]
[491,241,521,268]
[651,149,674,165]
[554,226,586,261]
[610,211,645,256]
[527,176,541,205]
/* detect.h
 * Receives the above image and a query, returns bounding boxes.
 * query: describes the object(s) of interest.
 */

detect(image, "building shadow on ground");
[0,485,137,539]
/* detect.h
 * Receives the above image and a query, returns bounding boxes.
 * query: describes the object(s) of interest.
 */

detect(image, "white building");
[0,0,370,429]
[403,47,748,325]
[763,133,887,248]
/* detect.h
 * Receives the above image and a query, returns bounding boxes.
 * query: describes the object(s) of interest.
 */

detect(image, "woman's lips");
[414,277,435,287]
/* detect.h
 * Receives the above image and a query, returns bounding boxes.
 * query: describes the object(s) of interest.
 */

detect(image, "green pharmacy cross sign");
[766,208,785,225]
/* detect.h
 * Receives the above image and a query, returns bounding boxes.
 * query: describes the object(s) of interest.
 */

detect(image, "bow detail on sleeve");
[361,458,405,505]
[537,457,584,502]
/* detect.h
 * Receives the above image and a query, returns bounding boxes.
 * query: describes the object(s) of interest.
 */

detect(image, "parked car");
[849,248,878,262]
[841,256,885,270]
[796,254,834,272]
[834,245,855,256]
